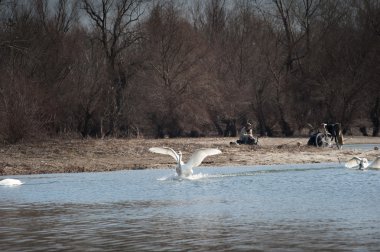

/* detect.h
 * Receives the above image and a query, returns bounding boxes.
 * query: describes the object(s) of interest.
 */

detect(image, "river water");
[343,143,380,151]
[1,163,379,251]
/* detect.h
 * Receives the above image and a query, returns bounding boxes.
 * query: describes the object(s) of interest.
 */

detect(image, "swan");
[0,178,23,186]
[368,156,380,169]
[345,156,380,170]
[149,147,222,177]
[345,156,369,170]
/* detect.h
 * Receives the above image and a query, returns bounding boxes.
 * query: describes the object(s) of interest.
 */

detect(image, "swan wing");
[149,147,180,163]
[344,157,362,168]
[186,148,222,169]
[368,156,380,169]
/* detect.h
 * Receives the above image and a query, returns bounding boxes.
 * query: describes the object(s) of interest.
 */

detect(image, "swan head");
[177,151,182,162]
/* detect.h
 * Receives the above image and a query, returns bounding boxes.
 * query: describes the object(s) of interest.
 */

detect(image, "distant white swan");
[149,147,222,177]
[345,156,380,170]
[368,156,380,169]
[0,178,23,186]
[345,156,369,170]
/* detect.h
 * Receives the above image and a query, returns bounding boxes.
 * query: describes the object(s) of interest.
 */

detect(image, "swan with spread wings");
[149,147,222,177]
[345,156,380,170]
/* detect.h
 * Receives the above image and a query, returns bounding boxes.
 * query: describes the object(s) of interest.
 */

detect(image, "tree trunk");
[212,119,224,136]
[370,97,380,136]
[254,99,269,137]
[278,106,293,136]
[223,119,237,137]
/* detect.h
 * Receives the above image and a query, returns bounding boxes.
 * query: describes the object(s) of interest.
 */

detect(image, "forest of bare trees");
[0,0,379,143]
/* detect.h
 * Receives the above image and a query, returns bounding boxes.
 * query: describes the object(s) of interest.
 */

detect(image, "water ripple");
[1,164,380,251]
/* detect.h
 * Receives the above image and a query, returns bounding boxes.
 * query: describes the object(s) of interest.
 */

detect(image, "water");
[1,163,380,251]
[343,143,380,151]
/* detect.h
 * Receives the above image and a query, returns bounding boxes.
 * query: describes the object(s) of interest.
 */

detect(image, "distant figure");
[307,122,343,148]
[236,123,257,145]
[324,123,344,147]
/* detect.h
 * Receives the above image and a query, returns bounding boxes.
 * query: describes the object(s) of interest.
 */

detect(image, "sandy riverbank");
[1,136,380,176]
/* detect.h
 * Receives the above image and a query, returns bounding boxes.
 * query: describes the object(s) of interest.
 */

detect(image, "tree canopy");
[1,0,379,142]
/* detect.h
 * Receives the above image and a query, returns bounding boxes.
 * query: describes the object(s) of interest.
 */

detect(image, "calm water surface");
[343,143,380,151]
[1,163,379,251]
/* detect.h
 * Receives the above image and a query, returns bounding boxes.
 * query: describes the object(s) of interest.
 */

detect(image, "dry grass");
[1,136,380,176]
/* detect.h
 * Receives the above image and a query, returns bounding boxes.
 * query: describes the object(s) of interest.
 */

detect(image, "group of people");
[234,122,343,147]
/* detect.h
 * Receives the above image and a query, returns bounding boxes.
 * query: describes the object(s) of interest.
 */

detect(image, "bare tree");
[64,35,108,137]
[200,0,233,136]
[144,2,212,137]
[82,0,144,136]
[0,1,44,142]
[1,0,380,141]
[34,0,79,34]
[353,0,380,135]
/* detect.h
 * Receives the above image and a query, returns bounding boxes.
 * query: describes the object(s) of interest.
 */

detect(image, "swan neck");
[176,152,183,176]
[178,153,182,164]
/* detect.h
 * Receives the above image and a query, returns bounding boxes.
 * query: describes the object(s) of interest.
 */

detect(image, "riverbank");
[1,136,380,176]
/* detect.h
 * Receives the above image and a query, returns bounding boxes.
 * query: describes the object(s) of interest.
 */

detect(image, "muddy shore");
[1,136,380,176]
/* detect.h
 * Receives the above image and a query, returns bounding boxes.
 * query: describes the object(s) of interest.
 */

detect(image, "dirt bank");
[1,136,380,176]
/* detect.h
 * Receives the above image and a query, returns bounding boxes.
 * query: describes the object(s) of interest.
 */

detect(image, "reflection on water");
[1,164,380,251]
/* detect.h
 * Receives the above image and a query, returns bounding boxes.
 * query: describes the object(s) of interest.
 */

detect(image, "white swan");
[0,178,23,186]
[149,147,222,177]
[368,156,380,169]
[345,156,380,170]
[345,157,369,170]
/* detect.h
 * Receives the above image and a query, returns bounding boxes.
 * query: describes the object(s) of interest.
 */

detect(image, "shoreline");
[1,136,380,176]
